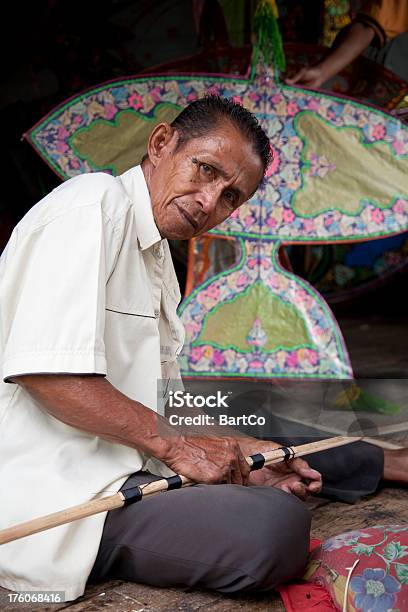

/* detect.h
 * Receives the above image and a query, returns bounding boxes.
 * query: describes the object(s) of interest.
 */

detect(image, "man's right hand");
[162,435,251,486]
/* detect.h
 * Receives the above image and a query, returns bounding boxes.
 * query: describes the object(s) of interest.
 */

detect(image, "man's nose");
[195,186,219,215]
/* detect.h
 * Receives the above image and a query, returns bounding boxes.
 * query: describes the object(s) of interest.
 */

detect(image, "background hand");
[285,65,327,88]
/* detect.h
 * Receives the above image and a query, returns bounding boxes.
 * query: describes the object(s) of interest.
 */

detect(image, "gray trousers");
[88,472,311,592]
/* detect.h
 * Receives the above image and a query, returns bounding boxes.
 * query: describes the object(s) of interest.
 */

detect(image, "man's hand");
[238,438,322,500]
[161,435,251,486]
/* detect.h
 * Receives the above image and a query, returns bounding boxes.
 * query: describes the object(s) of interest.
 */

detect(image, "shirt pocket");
[106,241,156,317]
[160,282,185,363]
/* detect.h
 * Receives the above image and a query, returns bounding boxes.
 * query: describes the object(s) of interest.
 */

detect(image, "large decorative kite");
[25,1,408,380]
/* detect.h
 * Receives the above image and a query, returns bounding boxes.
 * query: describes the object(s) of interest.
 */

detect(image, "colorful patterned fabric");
[303,525,408,611]
[25,55,408,379]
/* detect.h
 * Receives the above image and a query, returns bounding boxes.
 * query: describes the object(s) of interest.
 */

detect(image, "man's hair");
[171,96,271,174]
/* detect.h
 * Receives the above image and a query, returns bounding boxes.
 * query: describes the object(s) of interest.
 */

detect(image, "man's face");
[145,121,264,240]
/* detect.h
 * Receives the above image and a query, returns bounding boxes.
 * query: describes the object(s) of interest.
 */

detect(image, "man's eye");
[224,191,237,207]
[200,163,215,179]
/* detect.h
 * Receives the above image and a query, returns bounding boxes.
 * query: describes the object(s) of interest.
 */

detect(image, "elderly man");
[0,97,321,601]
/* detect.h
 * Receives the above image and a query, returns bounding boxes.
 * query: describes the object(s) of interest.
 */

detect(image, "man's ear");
[147,123,179,167]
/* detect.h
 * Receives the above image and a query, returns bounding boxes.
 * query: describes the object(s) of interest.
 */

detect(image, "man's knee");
[214,486,311,592]
[252,490,311,589]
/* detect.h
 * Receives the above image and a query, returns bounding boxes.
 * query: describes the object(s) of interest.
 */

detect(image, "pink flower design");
[212,350,225,366]
[282,209,295,224]
[128,92,143,111]
[186,321,201,336]
[57,126,69,139]
[303,219,315,232]
[73,115,82,125]
[237,273,249,287]
[372,123,386,140]
[307,350,318,366]
[271,93,282,104]
[371,208,384,224]
[187,92,197,102]
[248,92,260,103]
[248,258,258,269]
[249,359,264,369]
[71,158,80,169]
[393,139,405,155]
[230,209,240,219]
[191,347,203,363]
[287,101,299,116]
[150,86,162,103]
[266,216,278,228]
[295,289,308,304]
[206,285,220,299]
[307,99,320,111]
[207,86,220,96]
[286,353,299,368]
[56,141,69,153]
[232,95,243,106]
[244,214,255,227]
[393,199,406,214]
[104,104,118,120]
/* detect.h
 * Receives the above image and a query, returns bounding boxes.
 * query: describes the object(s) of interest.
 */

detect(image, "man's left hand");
[238,438,322,500]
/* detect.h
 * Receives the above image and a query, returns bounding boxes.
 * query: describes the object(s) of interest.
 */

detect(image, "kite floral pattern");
[27,62,408,243]
[178,239,351,378]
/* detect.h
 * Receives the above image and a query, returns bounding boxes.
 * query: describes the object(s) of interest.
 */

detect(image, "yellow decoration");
[265,0,279,18]
[334,383,362,408]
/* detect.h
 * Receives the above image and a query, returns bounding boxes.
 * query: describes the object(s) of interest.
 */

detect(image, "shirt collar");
[118,165,162,251]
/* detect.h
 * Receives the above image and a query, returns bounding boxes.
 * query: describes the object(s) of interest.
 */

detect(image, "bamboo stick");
[0,435,359,545]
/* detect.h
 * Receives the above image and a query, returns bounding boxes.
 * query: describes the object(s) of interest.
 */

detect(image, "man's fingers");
[291,481,308,500]
[231,451,250,485]
[291,459,321,480]
[281,478,308,500]
[309,480,322,493]
[238,451,251,485]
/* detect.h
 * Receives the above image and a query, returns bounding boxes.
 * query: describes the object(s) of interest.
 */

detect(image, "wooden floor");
[1,313,407,611]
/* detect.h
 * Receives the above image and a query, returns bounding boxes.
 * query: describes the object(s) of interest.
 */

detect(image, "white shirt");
[0,165,185,600]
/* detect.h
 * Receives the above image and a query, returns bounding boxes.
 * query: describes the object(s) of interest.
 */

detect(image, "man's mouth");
[176,204,200,232]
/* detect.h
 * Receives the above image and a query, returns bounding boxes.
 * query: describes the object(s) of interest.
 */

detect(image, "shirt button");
[154,308,160,318]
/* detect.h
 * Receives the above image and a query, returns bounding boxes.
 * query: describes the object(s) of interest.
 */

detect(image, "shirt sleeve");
[1,203,122,381]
